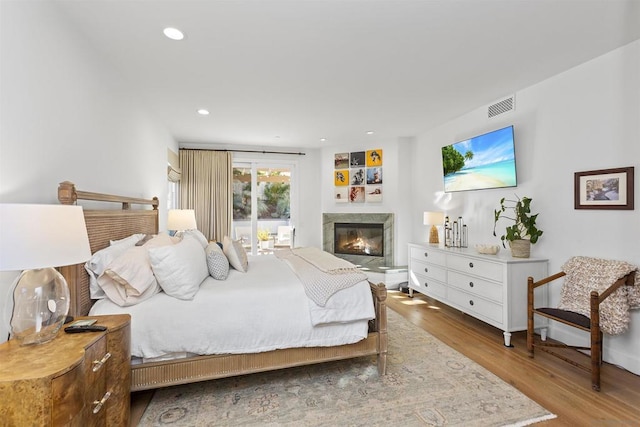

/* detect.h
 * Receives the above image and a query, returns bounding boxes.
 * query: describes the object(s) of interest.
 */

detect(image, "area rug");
[139,309,556,426]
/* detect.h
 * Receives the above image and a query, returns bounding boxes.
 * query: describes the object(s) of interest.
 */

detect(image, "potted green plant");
[493,195,543,258]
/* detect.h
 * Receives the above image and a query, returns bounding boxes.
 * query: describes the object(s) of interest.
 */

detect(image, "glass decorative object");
[10,268,70,345]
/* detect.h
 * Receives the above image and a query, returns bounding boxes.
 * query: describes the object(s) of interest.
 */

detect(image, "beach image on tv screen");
[441,126,517,192]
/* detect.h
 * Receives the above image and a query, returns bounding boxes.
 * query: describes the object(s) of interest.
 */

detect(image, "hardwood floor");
[387,290,640,426]
[130,289,640,426]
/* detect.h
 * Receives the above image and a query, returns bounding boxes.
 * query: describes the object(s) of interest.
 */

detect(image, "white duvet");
[90,254,375,359]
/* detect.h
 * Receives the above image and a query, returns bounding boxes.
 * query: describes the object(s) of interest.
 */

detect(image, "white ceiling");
[53,0,640,149]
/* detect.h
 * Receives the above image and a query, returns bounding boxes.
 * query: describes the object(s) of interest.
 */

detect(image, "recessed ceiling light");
[366,131,374,135]
[320,138,327,142]
[163,27,184,41]
[197,109,209,115]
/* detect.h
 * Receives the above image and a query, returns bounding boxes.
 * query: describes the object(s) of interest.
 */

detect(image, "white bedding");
[90,254,375,359]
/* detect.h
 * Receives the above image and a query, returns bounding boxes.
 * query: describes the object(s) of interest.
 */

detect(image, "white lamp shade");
[423,211,444,225]
[0,204,92,271]
[167,209,197,231]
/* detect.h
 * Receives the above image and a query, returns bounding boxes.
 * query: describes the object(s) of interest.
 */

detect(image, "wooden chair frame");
[527,270,635,391]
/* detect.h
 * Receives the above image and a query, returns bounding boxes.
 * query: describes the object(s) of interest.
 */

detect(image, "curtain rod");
[181,148,306,156]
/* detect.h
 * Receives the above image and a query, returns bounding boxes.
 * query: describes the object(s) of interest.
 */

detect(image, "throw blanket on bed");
[275,247,368,306]
[557,256,639,335]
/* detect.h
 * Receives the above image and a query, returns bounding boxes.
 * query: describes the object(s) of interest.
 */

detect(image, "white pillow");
[97,246,158,307]
[223,236,248,272]
[110,233,145,247]
[205,242,229,280]
[183,229,208,248]
[148,235,209,300]
[143,232,180,248]
[85,236,142,299]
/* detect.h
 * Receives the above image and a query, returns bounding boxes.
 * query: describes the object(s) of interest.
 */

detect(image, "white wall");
[0,2,177,341]
[408,40,640,374]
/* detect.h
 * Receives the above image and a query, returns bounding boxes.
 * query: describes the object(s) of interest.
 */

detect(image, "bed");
[57,181,388,392]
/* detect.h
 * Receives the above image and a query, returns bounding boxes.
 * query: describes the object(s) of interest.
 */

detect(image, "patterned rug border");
[139,309,556,426]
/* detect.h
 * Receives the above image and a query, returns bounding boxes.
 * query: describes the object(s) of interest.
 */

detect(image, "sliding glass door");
[232,162,294,254]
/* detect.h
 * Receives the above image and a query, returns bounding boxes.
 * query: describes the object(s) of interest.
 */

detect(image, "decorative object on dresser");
[423,211,444,244]
[527,256,638,391]
[56,181,388,392]
[443,215,468,248]
[493,195,543,258]
[166,208,197,236]
[408,243,548,346]
[0,314,131,426]
[0,204,91,345]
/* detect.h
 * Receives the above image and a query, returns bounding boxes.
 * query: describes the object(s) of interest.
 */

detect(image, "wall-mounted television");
[441,125,517,192]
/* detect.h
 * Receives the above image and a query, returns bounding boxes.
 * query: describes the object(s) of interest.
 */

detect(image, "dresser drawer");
[448,287,503,324]
[447,255,503,281]
[448,271,503,303]
[410,259,447,282]
[411,273,447,299]
[410,246,446,266]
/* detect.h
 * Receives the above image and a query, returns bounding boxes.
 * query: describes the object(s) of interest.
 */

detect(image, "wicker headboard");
[57,181,159,316]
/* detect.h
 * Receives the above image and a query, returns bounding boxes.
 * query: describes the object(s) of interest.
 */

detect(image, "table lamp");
[0,204,91,345]
[167,209,197,236]
[423,211,444,244]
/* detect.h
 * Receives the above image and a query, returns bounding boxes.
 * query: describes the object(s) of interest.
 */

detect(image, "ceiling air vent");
[488,95,515,118]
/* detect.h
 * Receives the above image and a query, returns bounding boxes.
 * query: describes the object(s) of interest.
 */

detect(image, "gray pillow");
[223,236,248,272]
[205,242,229,280]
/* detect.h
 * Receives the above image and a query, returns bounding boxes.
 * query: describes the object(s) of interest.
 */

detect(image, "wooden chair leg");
[527,277,535,356]
[591,291,601,391]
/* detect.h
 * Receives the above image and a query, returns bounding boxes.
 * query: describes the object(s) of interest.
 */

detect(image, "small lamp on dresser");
[0,204,91,345]
[423,211,444,244]
[167,209,197,236]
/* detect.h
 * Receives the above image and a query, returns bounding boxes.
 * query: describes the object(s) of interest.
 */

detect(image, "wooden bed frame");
[57,181,388,392]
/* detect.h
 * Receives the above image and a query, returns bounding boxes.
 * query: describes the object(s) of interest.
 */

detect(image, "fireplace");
[323,213,394,267]
[334,223,384,257]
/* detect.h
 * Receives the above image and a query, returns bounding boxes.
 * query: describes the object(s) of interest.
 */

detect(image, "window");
[233,162,294,254]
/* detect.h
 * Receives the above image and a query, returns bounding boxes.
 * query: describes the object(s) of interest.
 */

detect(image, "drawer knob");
[92,352,112,372]
[469,300,474,306]
[469,282,474,288]
[424,282,428,287]
[93,391,111,414]
[469,262,474,268]
[424,252,429,258]
[424,267,429,273]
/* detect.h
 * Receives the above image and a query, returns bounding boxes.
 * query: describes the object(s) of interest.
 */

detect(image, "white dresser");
[408,242,548,346]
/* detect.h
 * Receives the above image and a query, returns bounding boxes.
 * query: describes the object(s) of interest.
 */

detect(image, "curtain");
[179,149,233,241]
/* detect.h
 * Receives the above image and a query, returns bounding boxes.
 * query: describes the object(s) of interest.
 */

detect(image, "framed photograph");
[334,170,349,186]
[366,185,382,202]
[349,186,365,203]
[334,187,348,203]
[350,168,365,185]
[366,149,383,167]
[574,166,634,210]
[350,151,365,167]
[334,153,349,169]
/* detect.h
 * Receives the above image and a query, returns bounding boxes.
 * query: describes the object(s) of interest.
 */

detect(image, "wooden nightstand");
[0,314,131,426]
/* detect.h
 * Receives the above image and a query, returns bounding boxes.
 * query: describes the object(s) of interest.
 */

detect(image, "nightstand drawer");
[410,246,446,265]
[447,255,502,281]
[85,335,109,424]
[410,259,447,282]
[448,271,503,303]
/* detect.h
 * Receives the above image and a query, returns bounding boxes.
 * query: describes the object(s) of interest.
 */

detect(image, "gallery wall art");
[334,149,383,203]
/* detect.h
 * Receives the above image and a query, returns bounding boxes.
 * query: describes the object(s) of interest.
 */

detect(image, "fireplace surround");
[323,213,394,267]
